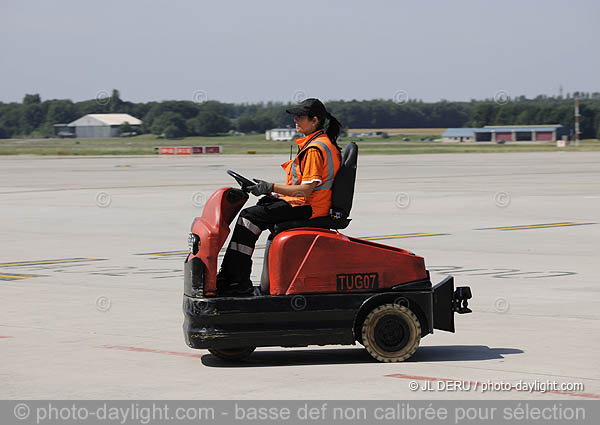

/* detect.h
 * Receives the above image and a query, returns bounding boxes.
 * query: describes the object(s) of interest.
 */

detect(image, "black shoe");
[219,285,255,297]
[217,280,255,297]
[216,272,229,289]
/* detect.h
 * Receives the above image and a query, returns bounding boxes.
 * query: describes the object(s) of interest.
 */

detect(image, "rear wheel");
[362,304,421,362]
[208,346,256,361]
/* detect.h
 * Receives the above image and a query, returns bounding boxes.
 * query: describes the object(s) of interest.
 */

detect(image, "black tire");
[208,346,256,361]
[361,304,421,363]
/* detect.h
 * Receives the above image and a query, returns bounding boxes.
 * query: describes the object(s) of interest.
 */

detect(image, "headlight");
[188,233,200,255]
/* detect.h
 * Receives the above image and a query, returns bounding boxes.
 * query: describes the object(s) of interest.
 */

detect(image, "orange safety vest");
[280,130,341,218]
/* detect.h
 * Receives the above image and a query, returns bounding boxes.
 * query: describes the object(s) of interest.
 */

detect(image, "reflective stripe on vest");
[308,140,334,191]
[291,161,299,185]
[291,130,324,185]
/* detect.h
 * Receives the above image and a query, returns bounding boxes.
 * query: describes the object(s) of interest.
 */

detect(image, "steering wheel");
[227,170,254,192]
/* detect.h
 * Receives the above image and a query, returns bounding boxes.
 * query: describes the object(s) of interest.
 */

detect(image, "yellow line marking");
[139,233,447,256]
[144,251,188,256]
[0,274,34,279]
[482,222,593,231]
[361,233,447,240]
[0,258,101,267]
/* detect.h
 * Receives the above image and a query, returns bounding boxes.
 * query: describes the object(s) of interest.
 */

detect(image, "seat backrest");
[330,142,358,219]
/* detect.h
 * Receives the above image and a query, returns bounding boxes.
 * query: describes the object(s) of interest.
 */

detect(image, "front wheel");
[362,304,421,362]
[208,346,256,361]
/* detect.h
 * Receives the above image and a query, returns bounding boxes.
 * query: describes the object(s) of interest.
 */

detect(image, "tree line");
[1,89,599,139]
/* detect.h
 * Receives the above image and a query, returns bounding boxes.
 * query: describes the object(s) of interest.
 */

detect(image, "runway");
[1,152,599,399]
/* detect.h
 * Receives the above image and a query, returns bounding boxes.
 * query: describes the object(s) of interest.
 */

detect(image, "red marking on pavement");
[0,336,14,339]
[100,345,203,358]
[385,373,600,399]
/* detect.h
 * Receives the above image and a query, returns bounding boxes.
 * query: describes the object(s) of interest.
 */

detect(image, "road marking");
[0,274,36,281]
[137,232,449,256]
[0,258,103,267]
[100,345,203,359]
[478,222,594,231]
[361,233,447,241]
[429,266,578,279]
[385,373,600,399]
[136,250,189,256]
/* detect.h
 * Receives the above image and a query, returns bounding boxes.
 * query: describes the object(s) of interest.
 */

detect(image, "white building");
[265,128,299,141]
[62,114,142,138]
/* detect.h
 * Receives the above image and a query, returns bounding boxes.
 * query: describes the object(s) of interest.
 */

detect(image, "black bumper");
[184,293,361,349]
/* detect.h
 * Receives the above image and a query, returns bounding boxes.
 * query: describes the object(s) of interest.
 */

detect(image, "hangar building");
[55,114,142,138]
[442,125,569,143]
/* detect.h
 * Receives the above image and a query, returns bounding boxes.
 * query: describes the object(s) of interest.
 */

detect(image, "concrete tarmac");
[1,152,599,399]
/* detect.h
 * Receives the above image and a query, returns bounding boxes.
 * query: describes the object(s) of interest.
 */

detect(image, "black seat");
[271,141,358,235]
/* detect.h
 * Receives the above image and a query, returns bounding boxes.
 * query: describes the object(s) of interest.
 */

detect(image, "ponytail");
[323,112,342,151]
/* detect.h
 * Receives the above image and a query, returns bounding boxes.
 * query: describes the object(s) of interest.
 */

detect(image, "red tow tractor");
[183,143,472,362]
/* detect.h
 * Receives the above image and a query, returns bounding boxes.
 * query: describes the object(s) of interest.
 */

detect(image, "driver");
[217,98,342,296]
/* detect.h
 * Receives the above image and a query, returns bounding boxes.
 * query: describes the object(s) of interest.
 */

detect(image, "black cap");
[286,98,328,121]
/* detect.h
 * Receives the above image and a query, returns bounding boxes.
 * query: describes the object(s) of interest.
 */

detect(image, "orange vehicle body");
[268,230,427,295]
[188,187,246,296]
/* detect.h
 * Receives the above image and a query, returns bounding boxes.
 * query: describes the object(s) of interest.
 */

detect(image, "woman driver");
[217,98,342,296]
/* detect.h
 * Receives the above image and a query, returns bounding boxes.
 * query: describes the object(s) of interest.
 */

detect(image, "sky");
[1,0,598,104]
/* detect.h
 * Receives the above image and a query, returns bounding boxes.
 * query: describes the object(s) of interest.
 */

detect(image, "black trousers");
[219,196,312,285]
